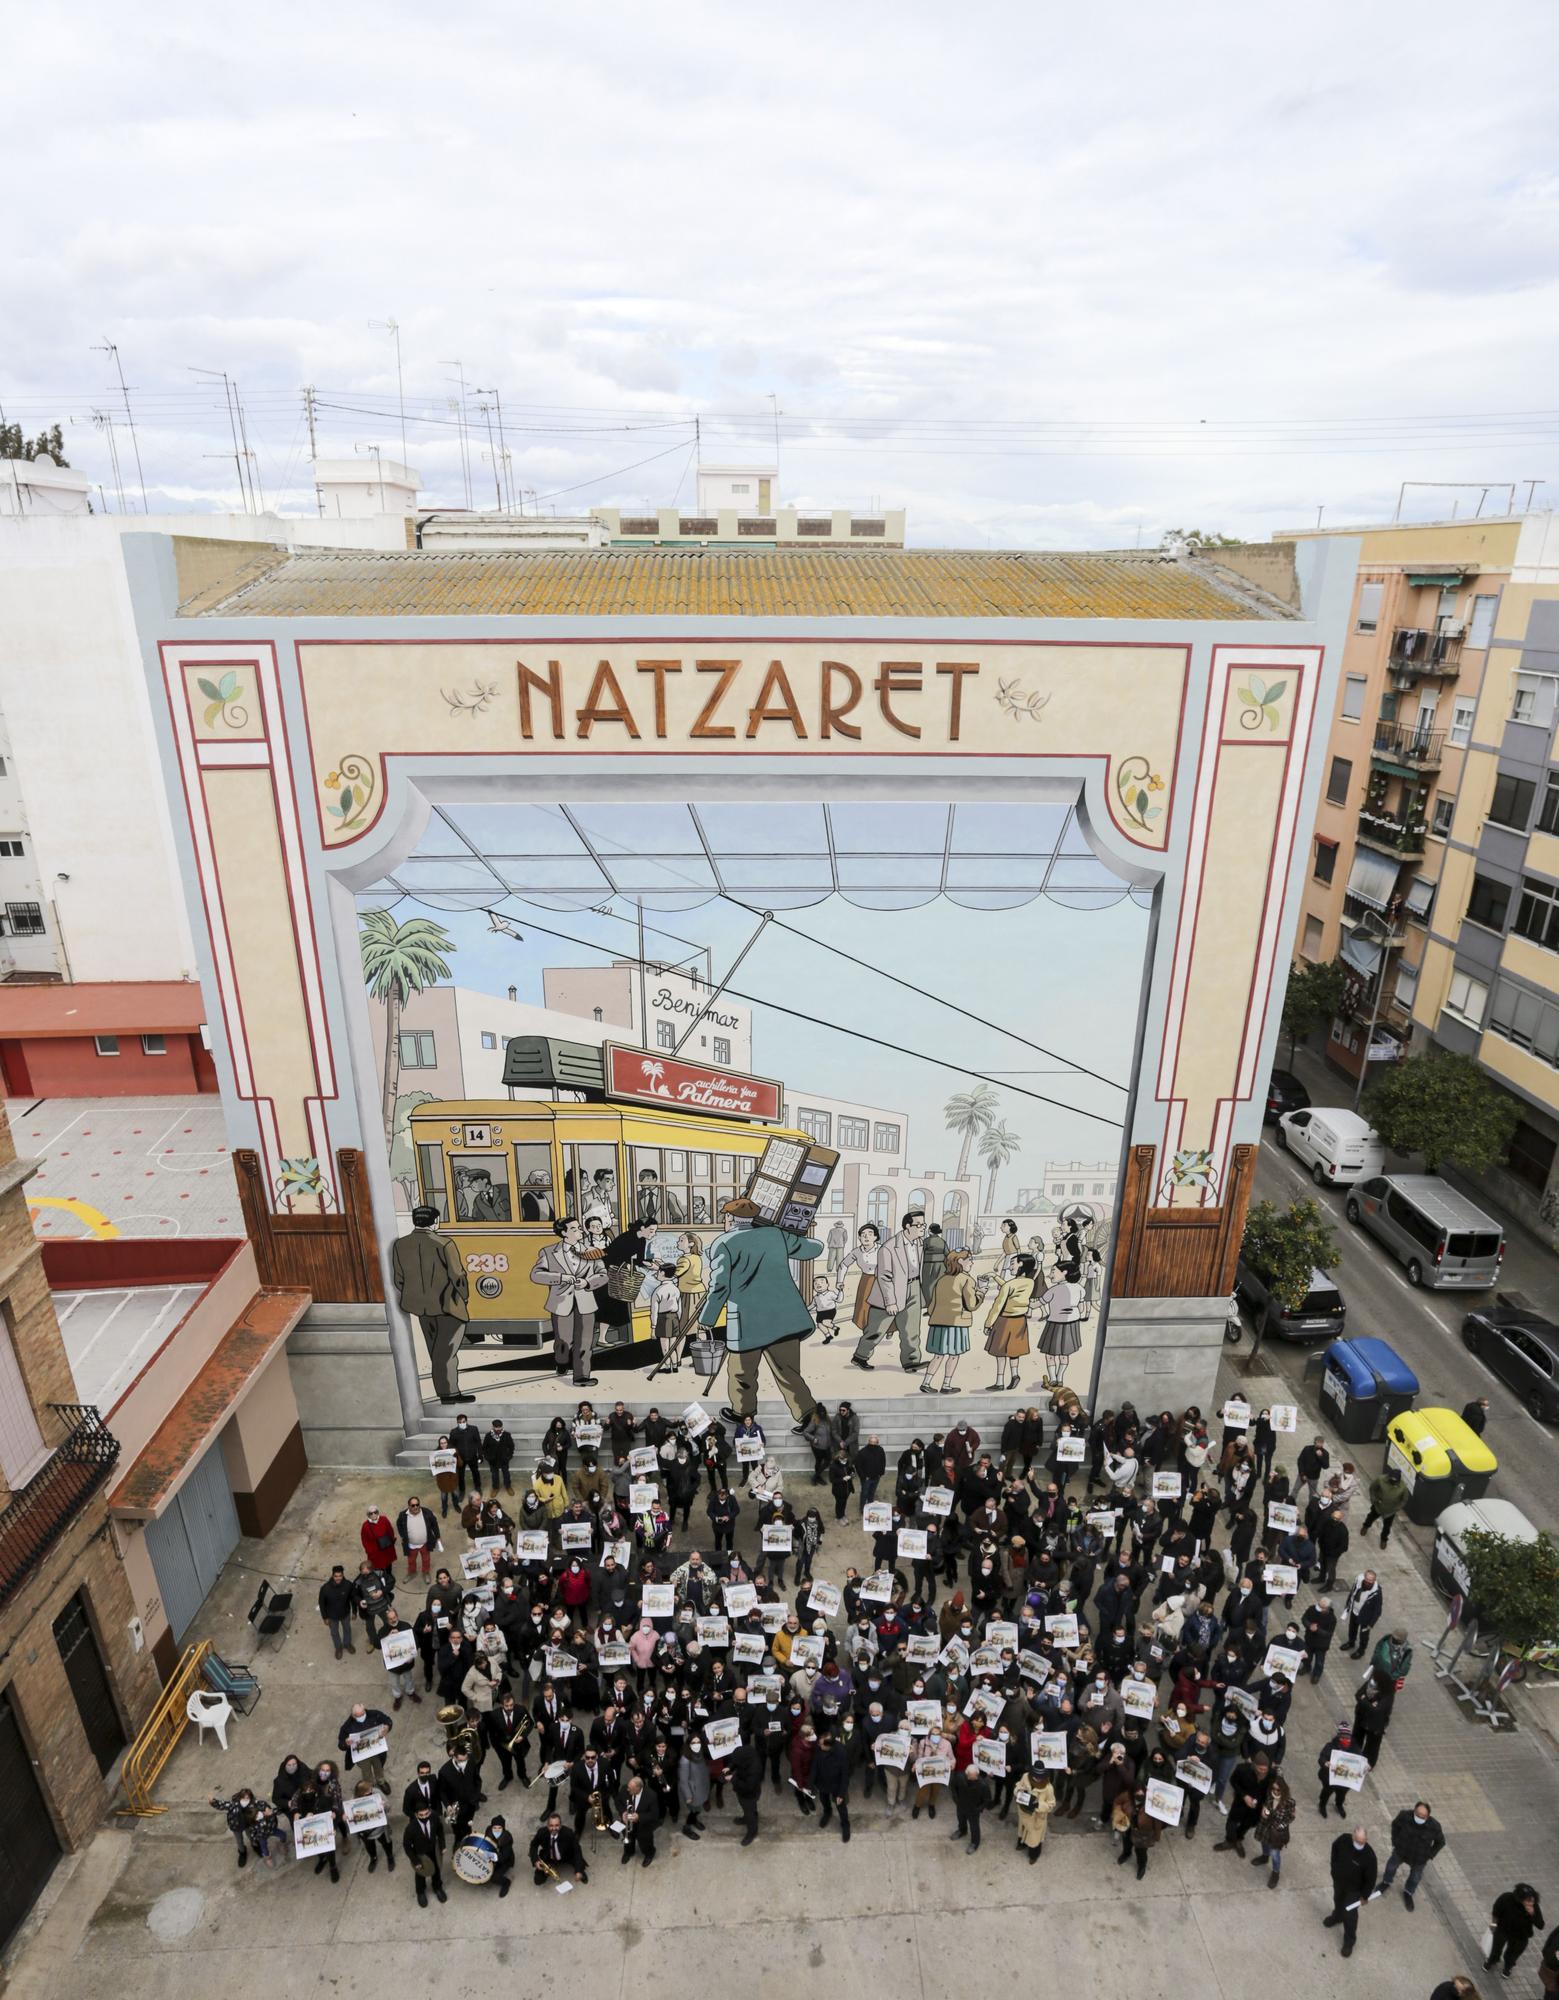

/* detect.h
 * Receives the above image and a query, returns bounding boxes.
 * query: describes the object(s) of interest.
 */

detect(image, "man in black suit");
[729,1738,764,1846]
[436,1748,481,1842]
[1324,1825,1379,1957]
[569,1748,617,1838]
[542,1714,585,1815]
[530,1812,589,1885]
[484,1691,531,1790]
[620,1773,662,1867]
[402,1801,447,1907]
[401,1759,438,1821]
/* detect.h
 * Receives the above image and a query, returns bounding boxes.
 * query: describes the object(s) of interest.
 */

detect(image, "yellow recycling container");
[1384,1407,1497,1525]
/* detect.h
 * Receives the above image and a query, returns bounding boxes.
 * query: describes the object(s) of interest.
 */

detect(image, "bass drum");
[452,1834,499,1885]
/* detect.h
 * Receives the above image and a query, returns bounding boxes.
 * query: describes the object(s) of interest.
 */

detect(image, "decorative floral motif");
[441,679,501,718]
[994,677,1053,724]
[1236,673,1287,733]
[1163,1147,1218,1204]
[275,1156,332,1208]
[322,754,375,830]
[196,670,247,730]
[1116,755,1165,833]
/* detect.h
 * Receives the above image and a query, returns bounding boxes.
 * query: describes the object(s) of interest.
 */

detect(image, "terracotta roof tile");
[179,547,1295,622]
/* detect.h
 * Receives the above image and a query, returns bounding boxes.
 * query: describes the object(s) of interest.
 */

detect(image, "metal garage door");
[143,1438,241,1642]
[0,1685,62,1950]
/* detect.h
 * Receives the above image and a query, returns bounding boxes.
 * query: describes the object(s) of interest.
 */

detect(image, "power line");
[723,898,1128,1094]
[385,896,1124,1131]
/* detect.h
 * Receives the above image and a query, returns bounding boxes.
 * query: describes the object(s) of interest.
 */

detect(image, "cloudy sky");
[7,0,1559,545]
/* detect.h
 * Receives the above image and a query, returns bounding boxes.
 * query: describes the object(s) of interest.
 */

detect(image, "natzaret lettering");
[515,655,980,743]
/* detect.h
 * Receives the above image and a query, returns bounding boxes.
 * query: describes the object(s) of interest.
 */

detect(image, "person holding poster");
[1015,1770,1057,1863]
[697,1196,822,1425]
[347,1778,396,1874]
[338,1701,393,1793]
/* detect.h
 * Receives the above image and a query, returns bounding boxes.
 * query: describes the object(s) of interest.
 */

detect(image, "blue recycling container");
[1318,1337,1420,1444]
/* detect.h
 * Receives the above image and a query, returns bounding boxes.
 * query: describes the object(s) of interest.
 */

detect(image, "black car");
[1461,1306,1559,1423]
[1235,1256,1346,1343]
[1264,1069,1311,1123]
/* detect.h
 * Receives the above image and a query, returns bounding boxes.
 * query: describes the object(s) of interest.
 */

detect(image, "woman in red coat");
[359,1507,398,1573]
[953,1717,982,1772]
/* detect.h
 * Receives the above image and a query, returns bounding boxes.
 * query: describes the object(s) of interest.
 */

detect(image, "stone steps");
[393,1391,1028,1476]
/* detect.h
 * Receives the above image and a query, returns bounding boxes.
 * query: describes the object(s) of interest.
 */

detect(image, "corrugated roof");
[0,980,206,1037]
[178,546,1297,621]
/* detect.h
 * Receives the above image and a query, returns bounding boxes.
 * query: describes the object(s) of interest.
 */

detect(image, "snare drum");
[452,1834,498,1885]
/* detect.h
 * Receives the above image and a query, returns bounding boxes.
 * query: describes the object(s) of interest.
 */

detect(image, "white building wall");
[0,512,414,984]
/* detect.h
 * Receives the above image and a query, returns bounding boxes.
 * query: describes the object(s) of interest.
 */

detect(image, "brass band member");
[619,1772,662,1870]
[529,1812,589,1887]
[484,1688,533,1790]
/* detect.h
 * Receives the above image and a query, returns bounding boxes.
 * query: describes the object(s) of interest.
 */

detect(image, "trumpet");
[534,1855,560,1883]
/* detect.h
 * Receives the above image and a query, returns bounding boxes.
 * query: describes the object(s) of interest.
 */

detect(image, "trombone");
[589,1789,608,1834]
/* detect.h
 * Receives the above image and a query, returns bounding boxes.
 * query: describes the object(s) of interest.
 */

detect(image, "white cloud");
[7,0,1559,541]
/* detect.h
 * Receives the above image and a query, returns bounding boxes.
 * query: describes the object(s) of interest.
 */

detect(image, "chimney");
[507,986,517,1003]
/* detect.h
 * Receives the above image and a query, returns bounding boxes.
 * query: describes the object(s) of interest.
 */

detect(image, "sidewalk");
[1220,1344,1559,1980]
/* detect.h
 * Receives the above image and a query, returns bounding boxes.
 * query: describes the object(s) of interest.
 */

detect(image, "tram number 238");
[465,1253,510,1275]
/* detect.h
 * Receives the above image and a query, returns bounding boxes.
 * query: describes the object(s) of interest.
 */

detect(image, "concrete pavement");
[4,1424,1526,2000]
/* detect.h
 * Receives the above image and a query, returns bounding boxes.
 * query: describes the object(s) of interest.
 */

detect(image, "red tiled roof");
[108,1287,309,1518]
[0,981,207,1038]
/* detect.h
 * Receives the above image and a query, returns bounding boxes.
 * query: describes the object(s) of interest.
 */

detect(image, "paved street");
[1251,1045,1558,1534]
[8,1097,240,1240]
[7,1409,1547,1999]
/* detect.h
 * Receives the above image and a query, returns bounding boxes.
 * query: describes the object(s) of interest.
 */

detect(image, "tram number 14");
[465,1253,510,1274]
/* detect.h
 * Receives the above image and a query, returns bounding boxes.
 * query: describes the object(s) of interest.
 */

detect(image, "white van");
[1430,1496,1538,1600]
[1276,1106,1385,1187]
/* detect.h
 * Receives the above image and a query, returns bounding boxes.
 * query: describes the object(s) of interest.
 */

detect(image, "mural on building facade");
[355,797,1146,1404]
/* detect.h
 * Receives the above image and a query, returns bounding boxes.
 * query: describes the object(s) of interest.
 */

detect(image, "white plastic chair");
[187,1689,232,1751]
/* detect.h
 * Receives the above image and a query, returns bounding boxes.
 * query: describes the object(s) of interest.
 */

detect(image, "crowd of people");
[205,1389,1552,1992]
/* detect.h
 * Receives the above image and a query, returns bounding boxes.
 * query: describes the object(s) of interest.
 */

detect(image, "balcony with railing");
[1389,627,1463,681]
[1357,804,1427,856]
[0,1404,120,1611]
[1372,718,1445,771]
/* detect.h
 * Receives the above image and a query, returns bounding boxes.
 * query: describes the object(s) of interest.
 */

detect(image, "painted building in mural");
[125,536,1354,1466]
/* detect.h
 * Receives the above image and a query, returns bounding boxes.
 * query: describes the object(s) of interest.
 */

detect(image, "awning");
[1346,848,1401,911]
[365,800,1153,916]
[1403,874,1435,917]
[1341,930,1382,979]
[1406,571,1469,589]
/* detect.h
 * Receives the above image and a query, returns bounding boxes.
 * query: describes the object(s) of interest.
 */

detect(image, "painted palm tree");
[944,1083,998,1181]
[359,911,455,1145]
[979,1120,1022,1213]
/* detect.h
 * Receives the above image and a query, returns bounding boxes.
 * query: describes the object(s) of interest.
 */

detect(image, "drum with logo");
[452,1834,499,1885]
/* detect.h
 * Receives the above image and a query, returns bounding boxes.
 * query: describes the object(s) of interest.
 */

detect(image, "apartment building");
[1409,516,1559,1240]
[1284,517,1522,1083]
[1286,514,1559,1240]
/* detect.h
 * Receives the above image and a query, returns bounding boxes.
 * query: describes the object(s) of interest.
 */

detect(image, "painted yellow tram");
[406,1034,822,1357]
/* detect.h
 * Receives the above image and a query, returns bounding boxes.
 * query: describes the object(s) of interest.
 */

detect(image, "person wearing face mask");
[208,1786,262,1868]
[813,1726,853,1842]
[437,1741,482,1842]
[403,1799,448,1907]
[678,1728,712,1835]
[295,1759,346,1882]
[787,1708,819,1813]
[271,1750,308,1828]
[1324,1824,1379,1958]
[1373,1800,1446,1912]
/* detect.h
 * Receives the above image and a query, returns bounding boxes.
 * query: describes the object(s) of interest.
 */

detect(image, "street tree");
[1279,957,1347,1063]
[1239,1197,1340,1361]
[1364,1049,1519,1175]
[1461,1528,1559,1655]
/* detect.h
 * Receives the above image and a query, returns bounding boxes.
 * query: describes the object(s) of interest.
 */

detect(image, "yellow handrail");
[117,1639,213,1816]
